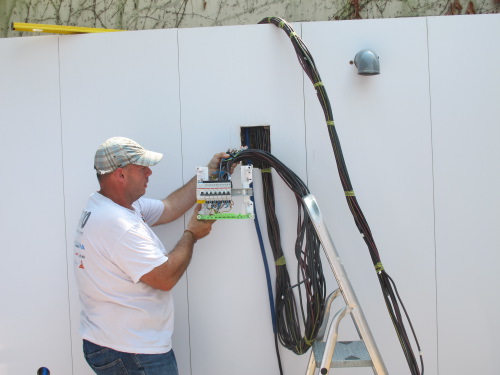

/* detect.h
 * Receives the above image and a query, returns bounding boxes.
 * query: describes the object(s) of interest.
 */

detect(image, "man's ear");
[114,167,126,182]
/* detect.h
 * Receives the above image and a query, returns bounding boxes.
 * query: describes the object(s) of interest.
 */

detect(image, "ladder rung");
[313,340,373,368]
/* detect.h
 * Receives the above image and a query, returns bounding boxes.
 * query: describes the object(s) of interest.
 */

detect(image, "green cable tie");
[344,190,355,196]
[261,168,272,173]
[375,262,384,273]
[304,337,315,346]
[326,120,335,126]
[314,81,324,87]
[279,20,285,29]
[289,31,297,39]
[275,256,286,266]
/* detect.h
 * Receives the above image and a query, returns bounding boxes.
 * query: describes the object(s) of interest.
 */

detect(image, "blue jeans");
[83,340,179,375]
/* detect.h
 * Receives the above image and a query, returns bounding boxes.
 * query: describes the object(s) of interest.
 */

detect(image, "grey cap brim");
[133,150,164,167]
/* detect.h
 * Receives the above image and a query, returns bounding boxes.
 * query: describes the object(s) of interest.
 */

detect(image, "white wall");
[303,17,436,374]
[0,14,498,375]
[428,14,500,375]
[57,28,186,375]
[0,36,72,375]
[178,22,308,375]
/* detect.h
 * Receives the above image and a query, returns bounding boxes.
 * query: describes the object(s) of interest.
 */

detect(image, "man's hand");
[207,152,229,177]
[207,152,239,178]
[186,204,215,241]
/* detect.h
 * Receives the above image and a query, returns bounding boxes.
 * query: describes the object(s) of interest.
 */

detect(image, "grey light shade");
[354,49,380,75]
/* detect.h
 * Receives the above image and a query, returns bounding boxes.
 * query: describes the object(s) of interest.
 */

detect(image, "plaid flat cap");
[94,137,163,175]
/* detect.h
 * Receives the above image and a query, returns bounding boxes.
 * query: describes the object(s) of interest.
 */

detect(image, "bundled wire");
[258,16,424,375]
[242,127,283,374]
[222,148,327,356]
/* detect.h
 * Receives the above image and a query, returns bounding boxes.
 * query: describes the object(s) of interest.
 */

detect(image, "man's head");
[94,137,163,176]
[94,137,163,207]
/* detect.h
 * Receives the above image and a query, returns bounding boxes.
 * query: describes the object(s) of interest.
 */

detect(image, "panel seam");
[58,36,75,375]
[176,27,193,375]
[426,16,440,375]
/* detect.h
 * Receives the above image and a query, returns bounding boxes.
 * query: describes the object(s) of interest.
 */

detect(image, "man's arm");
[153,152,231,226]
[140,205,213,291]
[153,176,197,225]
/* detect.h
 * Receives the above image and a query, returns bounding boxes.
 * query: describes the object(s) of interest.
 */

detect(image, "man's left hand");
[207,152,239,177]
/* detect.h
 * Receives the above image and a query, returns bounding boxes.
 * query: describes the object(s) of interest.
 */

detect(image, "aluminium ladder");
[302,195,388,375]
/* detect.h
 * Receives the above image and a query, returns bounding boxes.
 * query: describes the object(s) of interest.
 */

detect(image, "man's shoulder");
[84,193,139,230]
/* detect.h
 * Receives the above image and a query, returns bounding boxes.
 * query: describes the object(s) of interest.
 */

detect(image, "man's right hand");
[186,204,215,241]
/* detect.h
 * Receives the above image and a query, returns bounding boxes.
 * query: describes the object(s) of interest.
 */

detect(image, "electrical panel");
[196,164,254,220]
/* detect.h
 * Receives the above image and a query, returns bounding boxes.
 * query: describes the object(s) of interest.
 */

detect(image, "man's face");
[122,164,152,201]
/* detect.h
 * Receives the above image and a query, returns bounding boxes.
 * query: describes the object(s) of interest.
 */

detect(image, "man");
[74,136,230,374]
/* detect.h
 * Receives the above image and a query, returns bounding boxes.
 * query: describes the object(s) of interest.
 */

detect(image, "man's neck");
[98,189,134,210]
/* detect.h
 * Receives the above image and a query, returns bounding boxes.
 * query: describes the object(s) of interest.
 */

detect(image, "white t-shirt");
[74,192,173,354]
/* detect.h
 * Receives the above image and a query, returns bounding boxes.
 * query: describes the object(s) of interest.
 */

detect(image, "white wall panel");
[178,23,311,375]
[58,29,187,374]
[302,18,436,374]
[0,36,72,374]
[428,14,500,375]
[1,13,499,375]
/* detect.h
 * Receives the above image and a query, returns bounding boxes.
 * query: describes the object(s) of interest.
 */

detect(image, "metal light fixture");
[353,49,380,75]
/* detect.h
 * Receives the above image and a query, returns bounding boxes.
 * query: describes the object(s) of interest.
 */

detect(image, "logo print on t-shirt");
[79,260,85,269]
[78,210,92,229]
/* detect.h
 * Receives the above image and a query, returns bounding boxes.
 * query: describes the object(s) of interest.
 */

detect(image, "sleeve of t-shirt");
[113,224,168,283]
[135,197,165,226]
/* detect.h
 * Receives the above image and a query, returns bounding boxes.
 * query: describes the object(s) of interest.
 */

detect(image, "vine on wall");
[1,0,498,37]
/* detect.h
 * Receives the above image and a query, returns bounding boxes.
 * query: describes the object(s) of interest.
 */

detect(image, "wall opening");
[240,125,271,168]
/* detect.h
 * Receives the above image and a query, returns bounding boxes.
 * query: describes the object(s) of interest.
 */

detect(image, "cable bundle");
[258,16,424,374]
[223,148,327,356]
[241,128,284,372]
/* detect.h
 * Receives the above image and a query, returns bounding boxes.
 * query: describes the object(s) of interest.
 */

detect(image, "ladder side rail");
[302,194,388,375]
[317,289,342,340]
[306,351,317,375]
[305,289,342,375]
[319,306,350,374]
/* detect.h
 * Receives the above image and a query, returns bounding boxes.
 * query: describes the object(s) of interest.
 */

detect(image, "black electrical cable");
[257,16,424,375]
[221,148,326,356]
[244,128,284,375]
